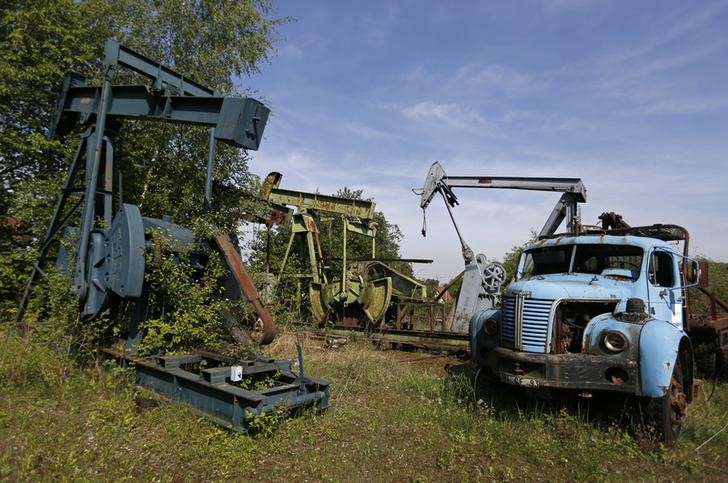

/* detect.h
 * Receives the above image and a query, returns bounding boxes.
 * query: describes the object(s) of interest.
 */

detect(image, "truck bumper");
[485,347,640,394]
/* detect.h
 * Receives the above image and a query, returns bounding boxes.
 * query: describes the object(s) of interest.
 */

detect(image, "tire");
[641,360,687,444]
[694,338,719,379]
[695,350,717,379]
[718,345,728,379]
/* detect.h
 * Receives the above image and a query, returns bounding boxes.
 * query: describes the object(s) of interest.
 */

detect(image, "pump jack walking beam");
[419,161,587,238]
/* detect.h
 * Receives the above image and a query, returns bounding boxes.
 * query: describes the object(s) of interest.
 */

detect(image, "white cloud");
[586,4,726,110]
[401,101,489,132]
[276,44,304,61]
[451,63,548,98]
[598,3,724,66]
[623,97,728,115]
[337,120,397,140]
[593,42,722,103]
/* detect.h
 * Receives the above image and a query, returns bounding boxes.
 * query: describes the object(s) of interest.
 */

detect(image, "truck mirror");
[686,260,700,286]
[692,260,701,285]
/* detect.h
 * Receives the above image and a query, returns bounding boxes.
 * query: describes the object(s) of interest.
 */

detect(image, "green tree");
[500,230,538,285]
[321,187,411,277]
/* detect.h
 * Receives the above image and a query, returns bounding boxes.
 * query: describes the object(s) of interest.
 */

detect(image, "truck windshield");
[519,244,643,280]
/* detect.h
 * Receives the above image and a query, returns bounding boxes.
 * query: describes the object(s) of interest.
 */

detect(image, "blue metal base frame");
[103,347,330,433]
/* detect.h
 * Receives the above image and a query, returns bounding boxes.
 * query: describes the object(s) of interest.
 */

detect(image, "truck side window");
[648,251,675,287]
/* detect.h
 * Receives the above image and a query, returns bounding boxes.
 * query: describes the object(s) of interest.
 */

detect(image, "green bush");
[139,233,231,355]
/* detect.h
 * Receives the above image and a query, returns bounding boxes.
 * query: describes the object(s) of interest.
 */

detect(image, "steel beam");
[52,84,269,150]
[437,175,586,200]
[103,39,214,97]
[264,187,376,219]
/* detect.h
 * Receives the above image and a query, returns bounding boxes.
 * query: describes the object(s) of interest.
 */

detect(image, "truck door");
[646,249,683,326]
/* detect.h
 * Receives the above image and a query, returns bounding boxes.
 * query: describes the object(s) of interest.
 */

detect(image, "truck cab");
[470,229,699,443]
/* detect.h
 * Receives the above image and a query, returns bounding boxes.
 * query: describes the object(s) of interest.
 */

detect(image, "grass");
[1,330,727,481]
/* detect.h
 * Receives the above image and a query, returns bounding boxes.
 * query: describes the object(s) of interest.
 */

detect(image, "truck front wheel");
[641,361,687,444]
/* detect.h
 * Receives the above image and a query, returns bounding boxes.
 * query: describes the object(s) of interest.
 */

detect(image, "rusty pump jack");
[419,162,587,331]
[16,40,329,432]
[259,172,437,335]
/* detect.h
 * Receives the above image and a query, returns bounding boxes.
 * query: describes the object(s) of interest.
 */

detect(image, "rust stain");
[104,159,113,190]
[214,234,276,345]
[259,172,282,200]
[304,218,319,233]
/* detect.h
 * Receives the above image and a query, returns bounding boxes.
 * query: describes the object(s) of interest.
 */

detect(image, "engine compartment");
[552,301,618,353]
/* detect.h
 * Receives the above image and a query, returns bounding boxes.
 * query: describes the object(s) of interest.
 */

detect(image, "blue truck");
[470,226,699,443]
[419,163,724,443]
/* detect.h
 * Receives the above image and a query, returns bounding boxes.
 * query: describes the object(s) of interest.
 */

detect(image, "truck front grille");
[501,295,552,352]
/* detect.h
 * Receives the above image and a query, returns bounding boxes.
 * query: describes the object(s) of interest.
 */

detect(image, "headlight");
[484,318,498,336]
[603,330,628,353]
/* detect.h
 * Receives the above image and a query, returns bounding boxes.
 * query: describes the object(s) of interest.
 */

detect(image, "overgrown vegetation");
[1,332,726,481]
[138,234,230,355]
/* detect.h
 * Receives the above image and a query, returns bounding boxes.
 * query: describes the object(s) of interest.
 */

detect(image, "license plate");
[501,372,540,388]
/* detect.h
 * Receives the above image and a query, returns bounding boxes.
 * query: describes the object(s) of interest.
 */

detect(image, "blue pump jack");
[16,39,330,433]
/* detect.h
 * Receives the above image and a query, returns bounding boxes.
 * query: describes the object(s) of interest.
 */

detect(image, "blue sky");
[243,0,728,281]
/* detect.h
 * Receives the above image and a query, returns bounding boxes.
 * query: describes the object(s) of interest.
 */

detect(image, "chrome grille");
[501,296,517,347]
[501,295,552,352]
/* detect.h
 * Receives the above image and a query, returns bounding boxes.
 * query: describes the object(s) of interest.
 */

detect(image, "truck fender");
[582,314,641,360]
[639,320,692,399]
[470,308,501,365]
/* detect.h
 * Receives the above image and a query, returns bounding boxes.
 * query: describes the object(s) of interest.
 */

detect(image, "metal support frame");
[394,301,447,332]
[261,171,379,301]
[261,171,466,348]
[416,162,588,335]
[103,347,330,433]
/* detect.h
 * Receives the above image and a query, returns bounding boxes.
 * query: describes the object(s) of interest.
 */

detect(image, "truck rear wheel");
[695,350,717,379]
[694,338,719,378]
[719,345,728,379]
[641,361,687,444]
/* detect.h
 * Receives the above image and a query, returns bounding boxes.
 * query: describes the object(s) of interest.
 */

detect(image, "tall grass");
[2,329,727,481]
